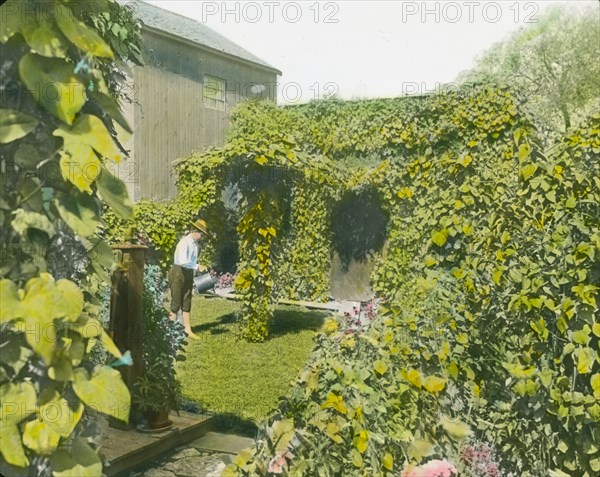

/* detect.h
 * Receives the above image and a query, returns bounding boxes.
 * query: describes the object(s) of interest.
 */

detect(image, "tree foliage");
[459,5,600,137]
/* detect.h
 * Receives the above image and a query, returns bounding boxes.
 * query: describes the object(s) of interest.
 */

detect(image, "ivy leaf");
[404,368,422,388]
[54,191,100,237]
[505,363,536,379]
[431,229,448,247]
[22,420,61,455]
[50,438,103,477]
[56,279,84,322]
[72,366,130,422]
[0,423,29,467]
[86,236,115,281]
[39,391,83,437]
[20,19,68,58]
[382,452,394,471]
[0,0,23,42]
[54,114,124,163]
[58,148,101,194]
[459,154,473,167]
[0,381,37,425]
[0,279,22,322]
[374,360,388,375]
[572,326,591,345]
[591,374,600,396]
[353,430,369,454]
[19,53,86,125]
[325,421,343,443]
[321,392,348,415]
[513,128,523,145]
[94,92,132,134]
[565,196,576,208]
[96,167,133,220]
[424,375,446,393]
[518,143,531,161]
[100,329,123,359]
[14,143,41,170]
[0,109,38,143]
[48,358,74,382]
[577,347,595,374]
[540,369,554,387]
[492,268,504,285]
[55,4,113,59]
[520,163,537,181]
[19,274,62,364]
[351,449,363,468]
[0,339,32,377]
[268,419,294,454]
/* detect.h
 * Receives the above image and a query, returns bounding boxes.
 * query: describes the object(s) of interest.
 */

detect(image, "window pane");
[204,75,225,103]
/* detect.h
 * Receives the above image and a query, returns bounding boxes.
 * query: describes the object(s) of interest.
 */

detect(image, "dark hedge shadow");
[270,309,326,337]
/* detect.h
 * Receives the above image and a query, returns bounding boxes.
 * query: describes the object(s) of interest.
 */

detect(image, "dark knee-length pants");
[169,265,194,313]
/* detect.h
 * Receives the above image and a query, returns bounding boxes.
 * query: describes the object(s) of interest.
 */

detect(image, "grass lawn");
[175,296,327,426]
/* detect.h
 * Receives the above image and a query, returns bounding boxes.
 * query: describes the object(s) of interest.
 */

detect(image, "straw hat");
[190,219,213,238]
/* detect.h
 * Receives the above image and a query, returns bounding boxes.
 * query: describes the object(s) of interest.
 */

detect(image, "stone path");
[127,432,254,477]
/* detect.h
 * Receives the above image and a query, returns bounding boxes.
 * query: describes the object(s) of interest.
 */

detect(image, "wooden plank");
[103,412,213,477]
[201,292,340,312]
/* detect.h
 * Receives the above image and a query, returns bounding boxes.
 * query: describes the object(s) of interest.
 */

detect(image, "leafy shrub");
[133,265,186,413]
[102,199,198,272]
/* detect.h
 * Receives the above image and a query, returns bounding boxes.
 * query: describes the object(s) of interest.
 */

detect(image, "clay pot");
[144,409,172,430]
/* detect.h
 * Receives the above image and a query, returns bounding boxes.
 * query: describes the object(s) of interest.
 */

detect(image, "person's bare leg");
[182,311,199,339]
[169,311,177,321]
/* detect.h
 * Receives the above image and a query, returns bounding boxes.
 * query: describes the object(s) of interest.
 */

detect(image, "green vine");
[216,87,599,476]
[0,1,143,474]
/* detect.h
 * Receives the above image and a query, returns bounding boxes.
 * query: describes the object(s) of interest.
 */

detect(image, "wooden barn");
[118,1,281,201]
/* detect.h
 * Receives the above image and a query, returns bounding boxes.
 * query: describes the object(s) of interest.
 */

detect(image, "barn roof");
[128,1,281,74]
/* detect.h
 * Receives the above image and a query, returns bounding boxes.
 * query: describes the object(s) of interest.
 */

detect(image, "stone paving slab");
[126,432,256,477]
[128,450,228,477]
[337,300,361,316]
[188,432,255,455]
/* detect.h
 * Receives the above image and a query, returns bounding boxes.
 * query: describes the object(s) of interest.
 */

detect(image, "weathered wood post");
[109,243,147,426]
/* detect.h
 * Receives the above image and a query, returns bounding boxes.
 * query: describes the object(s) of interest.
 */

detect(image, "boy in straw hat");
[168,219,212,339]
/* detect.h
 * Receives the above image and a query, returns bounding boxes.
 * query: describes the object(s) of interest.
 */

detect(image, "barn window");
[203,75,226,110]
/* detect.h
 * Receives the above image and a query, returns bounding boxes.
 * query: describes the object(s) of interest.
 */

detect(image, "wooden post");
[109,243,148,426]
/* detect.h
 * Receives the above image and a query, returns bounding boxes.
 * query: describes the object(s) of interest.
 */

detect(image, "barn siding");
[127,29,278,201]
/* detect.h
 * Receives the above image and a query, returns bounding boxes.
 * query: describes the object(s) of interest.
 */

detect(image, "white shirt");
[173,234,200,270]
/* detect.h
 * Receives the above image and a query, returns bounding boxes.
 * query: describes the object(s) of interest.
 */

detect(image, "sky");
[145,0,597,104]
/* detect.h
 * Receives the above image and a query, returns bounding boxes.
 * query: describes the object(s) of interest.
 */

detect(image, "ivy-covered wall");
[219,88,599,476]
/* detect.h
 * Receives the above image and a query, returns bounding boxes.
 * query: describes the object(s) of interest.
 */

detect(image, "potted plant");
[134,371,180,430]
[134,265,187,431]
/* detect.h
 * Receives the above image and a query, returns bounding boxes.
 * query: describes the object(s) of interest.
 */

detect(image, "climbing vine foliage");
[177,107,343,341]
[1,1,142,475]
[179,88,599,475]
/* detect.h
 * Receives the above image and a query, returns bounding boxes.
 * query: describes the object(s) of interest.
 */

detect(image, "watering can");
[194,272,217,293]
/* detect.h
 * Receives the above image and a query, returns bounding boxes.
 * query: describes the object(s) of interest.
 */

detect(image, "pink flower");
[267,449,294,474]
[401,459,458,477]
[267,455,286,474]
